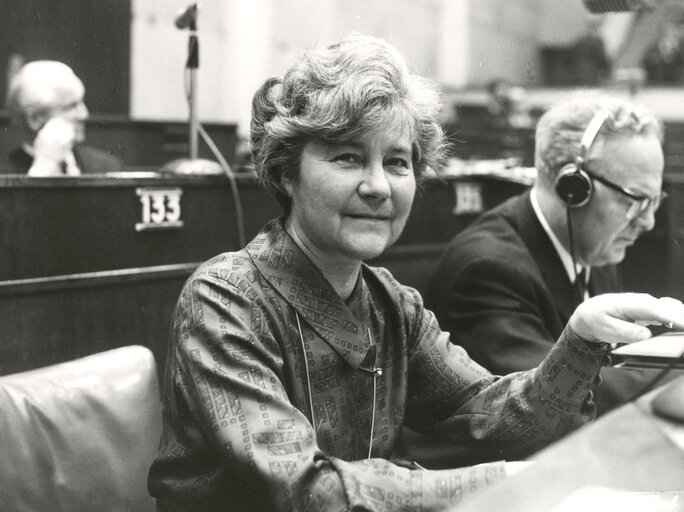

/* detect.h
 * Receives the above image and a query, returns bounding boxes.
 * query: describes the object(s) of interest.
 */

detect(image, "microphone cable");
[183,61,246,248]
[197,121,246,247]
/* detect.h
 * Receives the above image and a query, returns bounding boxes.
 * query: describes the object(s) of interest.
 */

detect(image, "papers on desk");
[611,332,684,369]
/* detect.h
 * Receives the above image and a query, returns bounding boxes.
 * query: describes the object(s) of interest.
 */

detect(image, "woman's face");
[283,121,416,265]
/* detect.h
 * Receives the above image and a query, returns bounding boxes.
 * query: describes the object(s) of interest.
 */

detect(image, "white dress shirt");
[530,188,590,298]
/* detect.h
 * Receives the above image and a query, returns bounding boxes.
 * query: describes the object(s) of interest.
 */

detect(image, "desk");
[456,376,684,512]
[0,173,280,375]
[0,171,530,376]
[2,171,684,377]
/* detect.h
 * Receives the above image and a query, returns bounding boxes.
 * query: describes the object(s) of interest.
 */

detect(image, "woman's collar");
[246,218,373,369]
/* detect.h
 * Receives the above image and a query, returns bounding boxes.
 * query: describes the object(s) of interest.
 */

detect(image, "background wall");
[1,0,636,137]
[130,0,466,136]
[467,0,543,86]
[128,0,590,137]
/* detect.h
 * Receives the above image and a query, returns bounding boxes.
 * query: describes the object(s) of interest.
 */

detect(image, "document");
[611,332,684,369]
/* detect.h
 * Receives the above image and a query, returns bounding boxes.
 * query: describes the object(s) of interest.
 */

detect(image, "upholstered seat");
[0,345,162,512]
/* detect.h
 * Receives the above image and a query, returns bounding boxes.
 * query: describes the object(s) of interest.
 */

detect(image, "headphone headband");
[578,110,608,164]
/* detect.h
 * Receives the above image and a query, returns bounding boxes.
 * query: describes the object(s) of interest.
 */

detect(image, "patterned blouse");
[148,217,607,511]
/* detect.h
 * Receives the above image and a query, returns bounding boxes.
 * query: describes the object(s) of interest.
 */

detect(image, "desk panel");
[0,174,277,280]
[0,174,280,375]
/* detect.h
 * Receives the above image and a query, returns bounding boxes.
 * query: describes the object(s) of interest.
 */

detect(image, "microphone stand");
[185,17,199,160]
[166,3,246,246]
[167,4,221,174]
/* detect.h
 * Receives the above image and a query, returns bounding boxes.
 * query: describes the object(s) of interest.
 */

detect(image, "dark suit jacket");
[424,190,678,416]
[1,145,122,175]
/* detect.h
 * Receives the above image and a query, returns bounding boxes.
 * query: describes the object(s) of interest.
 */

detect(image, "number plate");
[135,188,184,231]
[452,182,483,215]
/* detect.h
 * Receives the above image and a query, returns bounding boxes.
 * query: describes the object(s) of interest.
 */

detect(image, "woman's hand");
[568,293,684,345]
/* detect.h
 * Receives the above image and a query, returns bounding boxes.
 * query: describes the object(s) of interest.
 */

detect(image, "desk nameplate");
[135,187,183,231]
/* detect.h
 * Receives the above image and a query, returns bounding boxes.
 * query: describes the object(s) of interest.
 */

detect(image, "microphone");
[583,0,683,12]
[175,3,198,30]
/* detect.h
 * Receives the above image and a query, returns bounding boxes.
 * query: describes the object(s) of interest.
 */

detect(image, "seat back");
[0,345,162,512]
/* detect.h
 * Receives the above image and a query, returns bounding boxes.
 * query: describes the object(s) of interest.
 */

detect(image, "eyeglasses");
[584,168,667,220]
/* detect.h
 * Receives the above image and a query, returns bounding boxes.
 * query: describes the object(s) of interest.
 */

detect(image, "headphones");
[554,110,608,208]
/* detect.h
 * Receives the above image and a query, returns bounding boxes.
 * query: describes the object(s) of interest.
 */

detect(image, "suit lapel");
[512,194,621,318]
[246,218,371,369]
[510,193,582,323]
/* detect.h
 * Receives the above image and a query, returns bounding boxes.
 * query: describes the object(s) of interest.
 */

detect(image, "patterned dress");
[148,217,607,511]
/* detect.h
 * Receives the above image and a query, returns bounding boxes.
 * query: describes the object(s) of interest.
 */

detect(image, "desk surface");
[457,376,684,512]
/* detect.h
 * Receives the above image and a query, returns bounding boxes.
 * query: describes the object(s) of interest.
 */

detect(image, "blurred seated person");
[643,19,684,85]
[147,34,684,511]
[425,91,679,417]
[484,78,533,129]
[571,19,610,86]
[2,60,122,176]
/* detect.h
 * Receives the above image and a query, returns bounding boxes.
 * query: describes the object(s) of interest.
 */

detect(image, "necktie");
[576,267,588,300]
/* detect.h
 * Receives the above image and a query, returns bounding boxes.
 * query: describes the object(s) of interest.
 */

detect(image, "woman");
[148,34,684,511]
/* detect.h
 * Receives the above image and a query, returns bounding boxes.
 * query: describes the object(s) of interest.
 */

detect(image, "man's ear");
[25,109,50,133]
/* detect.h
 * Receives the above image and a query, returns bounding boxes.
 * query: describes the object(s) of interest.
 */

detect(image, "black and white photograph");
[1,1,684,510]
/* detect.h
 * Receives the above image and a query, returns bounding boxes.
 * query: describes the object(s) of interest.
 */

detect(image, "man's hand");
[28,117,78,176]
[568,293,684,345]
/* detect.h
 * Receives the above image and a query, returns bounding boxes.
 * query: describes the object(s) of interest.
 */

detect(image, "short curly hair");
[249,33,449,213]
[535,90,664,180]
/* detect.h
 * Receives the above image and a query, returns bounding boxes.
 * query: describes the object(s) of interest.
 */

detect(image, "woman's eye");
[386,158,411,173]
[332,153,361,165]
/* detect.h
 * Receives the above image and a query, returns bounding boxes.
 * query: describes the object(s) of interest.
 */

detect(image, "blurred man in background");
[484,78,533,129]
[2,60,121,175]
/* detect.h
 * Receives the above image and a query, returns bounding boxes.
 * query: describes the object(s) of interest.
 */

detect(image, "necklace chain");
[295,311,378,459]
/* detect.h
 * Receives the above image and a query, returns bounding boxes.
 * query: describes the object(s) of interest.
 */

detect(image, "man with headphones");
[423,91,677,420]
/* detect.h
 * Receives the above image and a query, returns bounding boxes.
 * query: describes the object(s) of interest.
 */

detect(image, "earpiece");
[555,164,593,207]
[555,110,608,208]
